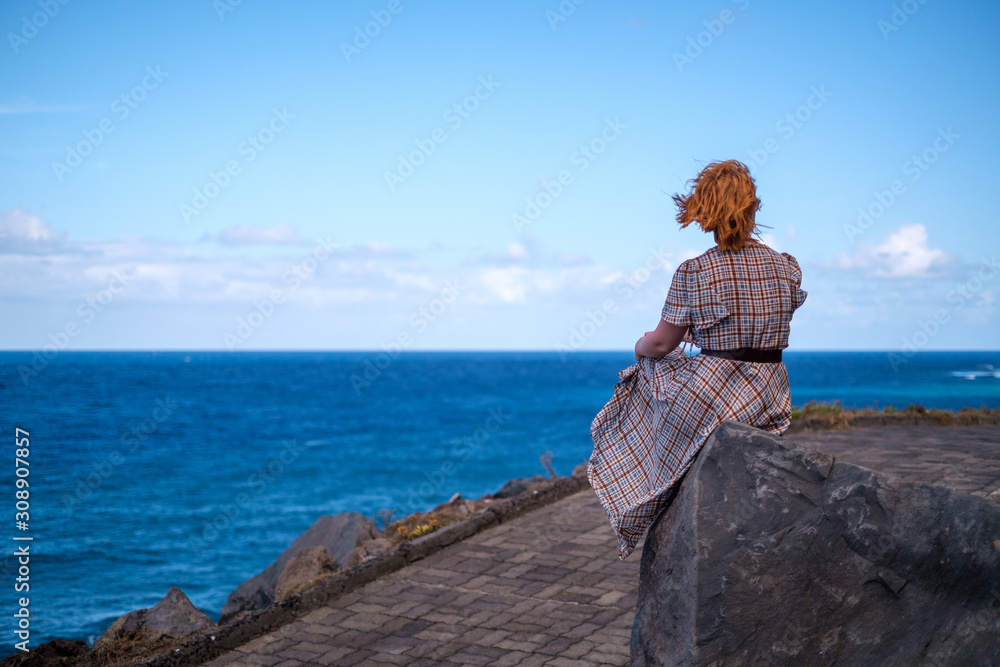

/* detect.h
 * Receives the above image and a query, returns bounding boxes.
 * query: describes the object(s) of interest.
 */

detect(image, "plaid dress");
[588,241,807,559]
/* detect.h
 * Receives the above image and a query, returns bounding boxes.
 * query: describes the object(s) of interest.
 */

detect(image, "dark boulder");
[219,512,375,623]
[92,587,215,665]
[631,421,1000,666]
[274,545,339,602]
[0,638,91,667]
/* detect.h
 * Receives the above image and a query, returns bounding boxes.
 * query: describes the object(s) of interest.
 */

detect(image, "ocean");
[1,350,998,651]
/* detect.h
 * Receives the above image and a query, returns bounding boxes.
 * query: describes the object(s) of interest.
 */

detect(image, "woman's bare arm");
[634,319,690,360]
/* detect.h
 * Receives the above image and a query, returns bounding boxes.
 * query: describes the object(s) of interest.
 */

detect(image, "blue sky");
[1,0,998,351]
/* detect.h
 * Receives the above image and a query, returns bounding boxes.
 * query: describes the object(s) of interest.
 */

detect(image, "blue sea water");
[0,349,998,652]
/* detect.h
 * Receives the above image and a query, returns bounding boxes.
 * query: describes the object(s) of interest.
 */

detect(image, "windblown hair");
[671,160,761,251]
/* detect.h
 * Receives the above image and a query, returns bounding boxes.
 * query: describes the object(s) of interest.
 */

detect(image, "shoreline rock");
[630,421,1000,665]
[273,545,340,603]
[218,511,376,624]
[2,587,219,667]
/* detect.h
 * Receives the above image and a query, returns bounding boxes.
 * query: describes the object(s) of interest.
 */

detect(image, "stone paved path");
[787,425,1000,498]
[205,489,640,666]
[203,426,999,666]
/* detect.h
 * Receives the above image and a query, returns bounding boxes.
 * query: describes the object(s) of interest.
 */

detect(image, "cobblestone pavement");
[205,489,640,667]
[204,426,999,666]
[788,426,1000,497]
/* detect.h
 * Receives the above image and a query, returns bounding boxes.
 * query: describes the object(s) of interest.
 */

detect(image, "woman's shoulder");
[746,241,801,270]
[683,245,722,269]
[752,242,803,281]
[770,246,802,273]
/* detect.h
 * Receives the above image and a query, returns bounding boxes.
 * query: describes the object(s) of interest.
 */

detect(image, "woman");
[588,159,807,560]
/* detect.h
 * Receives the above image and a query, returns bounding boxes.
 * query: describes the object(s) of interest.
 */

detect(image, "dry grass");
[386,512,462,545]
[94,624,222,667]
[93,625,162,667]
[789,401,1000,431]
[790,400,851,429]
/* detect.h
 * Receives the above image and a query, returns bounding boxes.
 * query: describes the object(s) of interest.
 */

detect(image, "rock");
[91,587,215,664]
[493,475,549,499]
[347,537,395,565]
[274,545,339,602]
[431,494,474,522]
[465,496,494,513]
[0,638,91,667]
[219,512,375,623]
[430,494,494,522]
[572,462,588,477]
[630,421,1000,666]
[987,488,1000,504]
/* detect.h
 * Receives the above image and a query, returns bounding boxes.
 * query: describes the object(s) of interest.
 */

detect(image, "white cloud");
[0,210,691,315]
[506,242,528,259]
[209,223,306,246]
[833,223,952,279]
[871,224,947,277]
[480,267,530,303]
[0,208,58,241]
[0,208,68,255]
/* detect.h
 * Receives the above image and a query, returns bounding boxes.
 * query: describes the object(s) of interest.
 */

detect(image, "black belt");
[699,347,783,363]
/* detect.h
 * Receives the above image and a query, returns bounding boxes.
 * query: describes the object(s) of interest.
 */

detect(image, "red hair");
[671,160,761,251]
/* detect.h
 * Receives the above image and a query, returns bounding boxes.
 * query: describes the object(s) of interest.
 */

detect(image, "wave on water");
[950,366,1000,380]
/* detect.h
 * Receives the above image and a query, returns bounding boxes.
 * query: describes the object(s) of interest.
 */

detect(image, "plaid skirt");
[588,348,792,560]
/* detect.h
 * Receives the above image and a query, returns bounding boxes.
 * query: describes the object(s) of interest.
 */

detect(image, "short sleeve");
[781,252,808,310]
[661,260,730,329]
[661,261,693,326]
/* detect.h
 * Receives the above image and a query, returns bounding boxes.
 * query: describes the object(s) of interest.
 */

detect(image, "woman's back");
[662,240,806,351]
